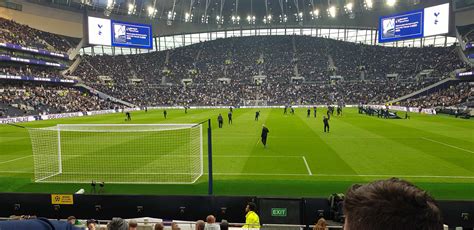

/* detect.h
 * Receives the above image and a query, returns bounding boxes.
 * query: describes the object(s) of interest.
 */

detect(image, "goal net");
[27,124,203,184]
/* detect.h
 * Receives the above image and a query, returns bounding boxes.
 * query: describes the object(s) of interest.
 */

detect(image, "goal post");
[27,124,204,184]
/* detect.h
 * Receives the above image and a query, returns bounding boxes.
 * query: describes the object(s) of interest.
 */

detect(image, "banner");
[0,42,68,59]
[0,54,66,68]
[0,74,77,83]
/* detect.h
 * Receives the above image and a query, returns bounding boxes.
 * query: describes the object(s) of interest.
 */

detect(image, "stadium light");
[386,0,396,7]
[127,3,136,15]
[279,14,288,23]
[345,3,353,13]
[328,6,337,18]
[247,15,255,24]
[263,14,272,24]
[167,11,176,20]
[231,15,240,24]
[201,15,209,24]
[147,6,157,17]
[295,12,303,22]
[106,0,114,9]
[184,12,193,22]
[364,0,373,9]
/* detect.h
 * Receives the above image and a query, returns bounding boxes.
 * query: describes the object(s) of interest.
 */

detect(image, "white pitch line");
[0,171,32,174]
[211,173,310,176]
[312,174,474,179]
[421,137,474,154]
[214,155,302,158]
[0,155,32,165]
[302,156,313,175]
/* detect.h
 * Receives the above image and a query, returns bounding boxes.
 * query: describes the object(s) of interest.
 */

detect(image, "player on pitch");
[261,124,269,148]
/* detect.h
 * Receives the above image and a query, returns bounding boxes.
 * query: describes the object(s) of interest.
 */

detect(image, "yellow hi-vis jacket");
[242,211,260,229]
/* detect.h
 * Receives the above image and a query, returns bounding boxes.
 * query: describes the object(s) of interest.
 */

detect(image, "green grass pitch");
[0,108,473,200]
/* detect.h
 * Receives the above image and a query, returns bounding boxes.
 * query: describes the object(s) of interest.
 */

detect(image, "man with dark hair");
[154,222,164,230]
[323,116,329,133]
[343,178,443,230]
[255,111,260,121]
[243,202,260,229]
[125,111,131,121]
[67,216,76,225]
[313,106,317,118]
[261,125,269,148]
[163,110,167,119]
[307,108,311,118]
[108,218,128,230]
[218,114,223,128]
[228,111,233,124]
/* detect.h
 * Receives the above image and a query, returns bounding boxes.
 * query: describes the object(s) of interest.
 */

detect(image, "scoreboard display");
[379,3,450,43]
[87,16,153,49]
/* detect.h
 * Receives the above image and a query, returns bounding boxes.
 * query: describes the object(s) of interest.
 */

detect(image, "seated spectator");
[86,219,97,230]
[108,218,128,230]
[67,216,76,225]
[313,218,327,230]
[154,222,164,230]
[204,215,220,230]
[171,222,181,230]
[128,219,138,230]
[343,178,443,230]
[196,220,205,230]
[220,220,229,230]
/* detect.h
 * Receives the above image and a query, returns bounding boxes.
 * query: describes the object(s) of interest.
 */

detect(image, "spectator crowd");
[0,17,79,53]
[73,35,469,108]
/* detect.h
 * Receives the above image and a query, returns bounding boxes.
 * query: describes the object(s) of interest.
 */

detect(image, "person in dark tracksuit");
[163,110,167,119]
[261,125,269,148]
[218,114,223,128]
[228,111,233,124]
[255,111,260,121]
[323,116,330,133]
[307,108,311,118]
[313,107,317,118]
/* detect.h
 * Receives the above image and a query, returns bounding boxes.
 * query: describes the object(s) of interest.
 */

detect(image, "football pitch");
[0,108,473,200]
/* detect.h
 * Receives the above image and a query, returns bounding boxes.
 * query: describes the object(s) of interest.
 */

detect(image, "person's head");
[171,222,180,230]
[313,218,327,230]
[86,219,97,230]
[108,218,128,230]
[154,222,164,230]
[128,219,138,230]
[220,220,229,230]
[206,215,216,223]
[195,220,205,230]
[343,178,443,230]
[245,202,257,213]
[67,216,76,225]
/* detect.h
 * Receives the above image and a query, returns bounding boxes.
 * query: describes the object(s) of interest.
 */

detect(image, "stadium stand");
[73,36,466,107]
[0,80,118,117]
[0,17,79,53]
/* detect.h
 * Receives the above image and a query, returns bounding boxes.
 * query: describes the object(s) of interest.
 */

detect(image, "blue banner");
[0,42,69,59]
[0,54,67,68]
[0,74,77,83]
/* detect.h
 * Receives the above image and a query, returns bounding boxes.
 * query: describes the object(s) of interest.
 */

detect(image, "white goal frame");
[28,124,203,184]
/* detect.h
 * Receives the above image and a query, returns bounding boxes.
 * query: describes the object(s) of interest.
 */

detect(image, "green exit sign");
[271,208,287,217]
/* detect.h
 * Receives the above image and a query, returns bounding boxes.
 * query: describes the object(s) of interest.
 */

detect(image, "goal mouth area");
[30,124,200,132]
[28,123,204,184]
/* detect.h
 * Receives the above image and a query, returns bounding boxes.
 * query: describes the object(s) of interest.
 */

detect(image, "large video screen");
[379,3,450,43]
[87,16,153,49]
